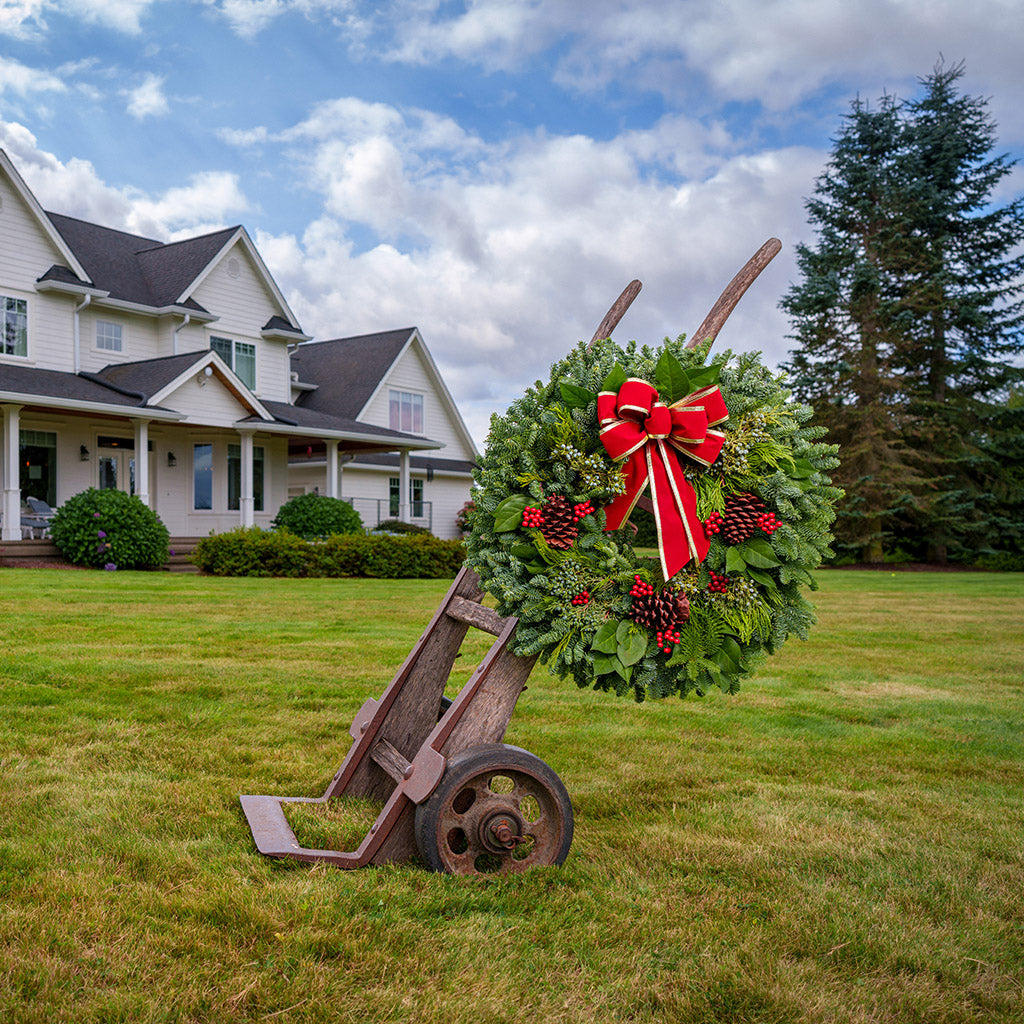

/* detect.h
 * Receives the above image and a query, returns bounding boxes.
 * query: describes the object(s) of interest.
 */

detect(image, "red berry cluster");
[521,505,544,528]
[629,575,654,598]
[707,570,729,594]
[571,591,590,606]
[702,512,723,537]
[656,628,681,653]
[573,500,594,522]
[758,512,779,535]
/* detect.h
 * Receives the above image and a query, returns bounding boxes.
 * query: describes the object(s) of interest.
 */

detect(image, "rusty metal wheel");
[414,743,573,875]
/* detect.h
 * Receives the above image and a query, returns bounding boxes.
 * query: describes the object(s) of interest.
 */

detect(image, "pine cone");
[540,495,579,550]
[721,491,766,545]
[630,588,690,631]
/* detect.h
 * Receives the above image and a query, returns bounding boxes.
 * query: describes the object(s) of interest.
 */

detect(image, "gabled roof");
[289,328,415,419]
[44,213,238,313]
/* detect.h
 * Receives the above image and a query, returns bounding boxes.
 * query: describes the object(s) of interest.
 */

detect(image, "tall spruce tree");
[782,62,1024,563]
[896,61,1024,561]
[780,94,924,561]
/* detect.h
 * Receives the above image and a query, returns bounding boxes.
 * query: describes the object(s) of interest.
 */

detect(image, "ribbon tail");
[603,452,649,530]
[648,441,708,580]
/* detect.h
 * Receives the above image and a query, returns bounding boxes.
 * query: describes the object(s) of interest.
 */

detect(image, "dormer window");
[211,336,256,390]
[389,390,424,433]
[96,320,123,352]
[2,295,27,357]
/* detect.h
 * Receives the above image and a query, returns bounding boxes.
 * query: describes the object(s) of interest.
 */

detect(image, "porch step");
[0,537,203,572]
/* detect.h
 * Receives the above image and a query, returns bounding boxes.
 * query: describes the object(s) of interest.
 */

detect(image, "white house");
[0,149,476,544]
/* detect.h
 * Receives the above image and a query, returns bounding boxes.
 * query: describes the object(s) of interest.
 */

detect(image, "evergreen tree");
[782,62,1024,563]
[780,95,923,562]
[897,61,1024,561]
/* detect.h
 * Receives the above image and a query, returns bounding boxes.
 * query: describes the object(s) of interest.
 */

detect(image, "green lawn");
[1,568,1022,1023]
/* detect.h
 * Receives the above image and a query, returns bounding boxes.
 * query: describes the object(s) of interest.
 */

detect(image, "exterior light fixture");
[80,445,90,461]
[167,451,177,467]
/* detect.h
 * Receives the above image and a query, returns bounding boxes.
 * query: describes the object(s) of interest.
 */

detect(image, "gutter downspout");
[73,295,91,374]
[173,313,191,355]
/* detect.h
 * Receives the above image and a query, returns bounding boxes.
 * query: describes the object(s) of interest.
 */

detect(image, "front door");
[98,449,136,495]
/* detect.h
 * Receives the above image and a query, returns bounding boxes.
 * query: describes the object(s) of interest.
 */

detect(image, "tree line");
[781,60,1024,566]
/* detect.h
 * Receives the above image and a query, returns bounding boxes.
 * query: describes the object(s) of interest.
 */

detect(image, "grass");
[1,568,1022,1023]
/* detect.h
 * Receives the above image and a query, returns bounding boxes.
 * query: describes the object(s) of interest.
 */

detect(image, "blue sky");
[2,0,1022,443]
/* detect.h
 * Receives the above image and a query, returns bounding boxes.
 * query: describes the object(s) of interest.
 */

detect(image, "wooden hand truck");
[241,240,781,875]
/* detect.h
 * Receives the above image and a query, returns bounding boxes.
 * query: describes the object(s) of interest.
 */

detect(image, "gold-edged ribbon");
[597,378,727,580]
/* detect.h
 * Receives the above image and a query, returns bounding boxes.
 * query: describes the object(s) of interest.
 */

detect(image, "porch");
[0,537,203,573]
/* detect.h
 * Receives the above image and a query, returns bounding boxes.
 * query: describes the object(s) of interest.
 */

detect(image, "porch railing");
[342,497,433,534]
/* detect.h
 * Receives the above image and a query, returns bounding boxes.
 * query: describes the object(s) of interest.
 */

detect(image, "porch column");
[133,419,150,507]
[326,439,339,499]
[239,429,255,527]
[2,404,22,542]
[399,449,411,523]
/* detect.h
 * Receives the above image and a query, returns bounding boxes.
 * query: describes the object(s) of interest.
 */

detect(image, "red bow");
[598,378,727,580]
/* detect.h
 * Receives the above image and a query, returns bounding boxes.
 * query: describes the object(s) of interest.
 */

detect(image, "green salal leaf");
[592,653,617,677]
[654,349,691,404]
[559,382,598,409]
[493,494,529,532]
[617,627,648,667]
[745,567,777,589]
[725,547,747,574]
[788,458,816,479]
[591,621,619,655]
[510,543,537,560]
[684,362,722,392]
[720,636,744,670]
[602,364,628,392]
[738,537,781,567]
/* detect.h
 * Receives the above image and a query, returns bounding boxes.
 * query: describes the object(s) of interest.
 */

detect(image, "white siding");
[0,173,77,372]
[78,310,163,372]
[360,339,477,462]
[189,242,293,403]
[158,373,256,426]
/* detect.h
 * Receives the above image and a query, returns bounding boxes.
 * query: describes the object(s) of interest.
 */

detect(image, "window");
[19,430,56,506]
[389,476,424,518]
[211,336,256,390]
[228,444,265,511]
[96,320,123,352]
[2,295,27,357]
[193,444,213,510]
[389,390,424,433]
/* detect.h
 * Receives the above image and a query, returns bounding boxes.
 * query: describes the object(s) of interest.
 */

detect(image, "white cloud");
[0,55,66,96]
[206,0,357,40]
[0,120,249,239]
[240,97,823,442]
[0,0,157,37]
[125,73,169,119]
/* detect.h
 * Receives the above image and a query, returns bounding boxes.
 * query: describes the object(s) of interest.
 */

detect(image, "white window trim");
[95,319,123,353]
[1,293,29,359]
[388,389,425,434]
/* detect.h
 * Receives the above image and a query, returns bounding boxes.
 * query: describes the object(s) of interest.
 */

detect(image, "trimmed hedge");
[192,527,465,578]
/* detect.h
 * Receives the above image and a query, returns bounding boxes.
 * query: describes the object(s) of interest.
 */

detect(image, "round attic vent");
[227,256,241,278]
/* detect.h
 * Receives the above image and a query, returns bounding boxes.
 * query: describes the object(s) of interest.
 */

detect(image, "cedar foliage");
[781,60,1024,563]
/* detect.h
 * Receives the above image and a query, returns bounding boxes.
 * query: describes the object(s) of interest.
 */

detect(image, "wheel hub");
[479,811,524,852]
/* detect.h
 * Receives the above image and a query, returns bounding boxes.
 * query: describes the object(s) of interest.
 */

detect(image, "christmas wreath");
[465,334,841,701]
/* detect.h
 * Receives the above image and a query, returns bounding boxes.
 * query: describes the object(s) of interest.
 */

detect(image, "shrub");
[191,528,313,577]
[192,528,464,578]
[271,493,363,540]
[373,518,430,535]
[455,500,476,534]
[49,488,169,570]
[974,551,1024,572]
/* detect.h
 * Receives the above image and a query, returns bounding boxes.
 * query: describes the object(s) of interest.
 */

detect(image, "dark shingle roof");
[256,399,438,446]
[289,329,415,419]
[94,353,212,399]
[45,212,239,310]
[0,363,149,407]
[349,453,476,474]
